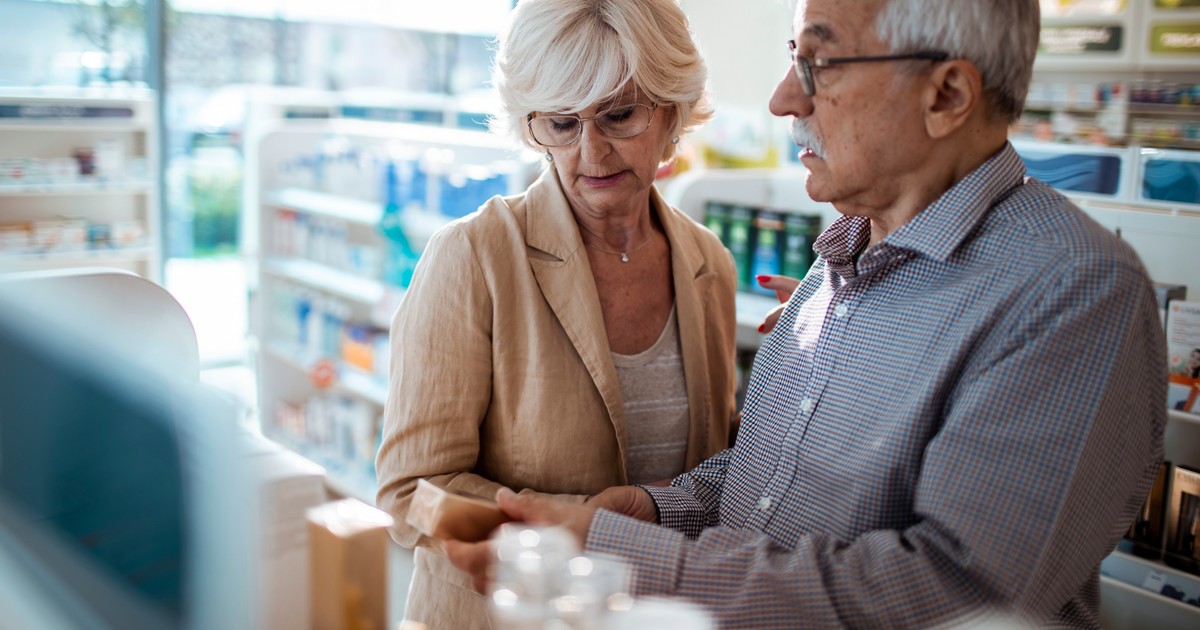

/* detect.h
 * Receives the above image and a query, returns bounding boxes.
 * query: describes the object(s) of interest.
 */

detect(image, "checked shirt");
[585,144,1167,629]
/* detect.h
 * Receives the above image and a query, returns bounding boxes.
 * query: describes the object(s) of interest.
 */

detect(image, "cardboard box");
[405,479,509,542]
[307,498,394,630]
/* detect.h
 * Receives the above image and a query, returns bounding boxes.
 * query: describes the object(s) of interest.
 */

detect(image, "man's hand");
[585,485,658,523]
[755,274,801,334]
[445,487,600,594]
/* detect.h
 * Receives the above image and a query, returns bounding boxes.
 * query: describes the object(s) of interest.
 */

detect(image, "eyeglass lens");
[529,103,654,147]
[786,40,815,96]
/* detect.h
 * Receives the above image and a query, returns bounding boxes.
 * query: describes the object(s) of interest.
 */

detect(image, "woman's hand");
[446,488,599,593]
[755,274,801,335]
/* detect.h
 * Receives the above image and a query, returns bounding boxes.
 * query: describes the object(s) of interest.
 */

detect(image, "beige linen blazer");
[375,167,738,629]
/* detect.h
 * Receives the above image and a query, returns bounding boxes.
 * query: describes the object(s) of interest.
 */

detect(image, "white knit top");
[612,306,690,485]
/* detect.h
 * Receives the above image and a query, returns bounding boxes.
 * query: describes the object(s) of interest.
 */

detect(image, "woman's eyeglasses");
[527,102,659,147]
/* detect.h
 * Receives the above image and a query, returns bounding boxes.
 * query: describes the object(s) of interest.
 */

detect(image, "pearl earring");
[671,136,680,145]
[545,153,554,162]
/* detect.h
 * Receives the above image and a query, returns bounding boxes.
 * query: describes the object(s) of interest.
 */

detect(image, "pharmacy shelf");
[263,340,388,406]
[1101,550,1200,628]
[1100,404,1200,629]
[0,121,147,133]
[262,188,381,226]
[0,90,159,281]
[1100,575,1200,629]
[262,256,386,305]
[0,246,154,266]
[1170,408,1200,428]
[0,180,153,196]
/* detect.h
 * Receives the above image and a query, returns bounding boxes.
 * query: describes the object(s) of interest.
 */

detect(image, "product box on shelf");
[1166,301,1200,415]
[1165,465,1200,576]
[1120,461,1172,560]
[31,218,88,252]
[0,223,31,254]
[1157,283,1189,325]
[704,199,821,293]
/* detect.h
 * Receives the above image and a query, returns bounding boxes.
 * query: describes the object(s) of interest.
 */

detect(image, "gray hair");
[875,0,1040,123]
[491,0,713,161]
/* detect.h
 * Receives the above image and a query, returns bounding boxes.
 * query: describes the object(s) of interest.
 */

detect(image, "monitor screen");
[0,281,257,630]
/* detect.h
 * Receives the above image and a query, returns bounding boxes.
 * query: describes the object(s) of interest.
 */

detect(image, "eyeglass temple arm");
[814,51,950,68]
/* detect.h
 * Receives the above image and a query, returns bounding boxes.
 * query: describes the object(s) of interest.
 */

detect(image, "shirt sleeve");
[588,256,1167,628]
[642,447,732,538]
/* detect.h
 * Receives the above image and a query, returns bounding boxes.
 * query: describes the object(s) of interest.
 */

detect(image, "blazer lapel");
[524,169,628,465]
[656,190,717,466]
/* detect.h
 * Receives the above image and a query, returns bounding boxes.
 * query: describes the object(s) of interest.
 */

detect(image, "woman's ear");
[923,60,982,139]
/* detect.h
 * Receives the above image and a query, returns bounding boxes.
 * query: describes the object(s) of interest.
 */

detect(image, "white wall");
[680,0,797,161]
[681,0,794,110]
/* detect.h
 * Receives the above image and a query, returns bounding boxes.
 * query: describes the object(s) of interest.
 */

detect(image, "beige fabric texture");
[374,167,739,630]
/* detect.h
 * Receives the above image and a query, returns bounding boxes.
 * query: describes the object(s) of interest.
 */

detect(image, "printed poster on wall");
[1155,0,1200,10]
[1040,0,1127,17]
[1148,23,1200,55]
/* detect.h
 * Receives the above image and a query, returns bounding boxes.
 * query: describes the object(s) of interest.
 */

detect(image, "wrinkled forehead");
[791,0,881,45]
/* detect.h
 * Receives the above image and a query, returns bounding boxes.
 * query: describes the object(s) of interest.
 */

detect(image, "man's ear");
[923,60,982,139]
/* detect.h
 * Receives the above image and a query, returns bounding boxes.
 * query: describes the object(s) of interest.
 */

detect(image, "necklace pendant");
[620,252,629,263]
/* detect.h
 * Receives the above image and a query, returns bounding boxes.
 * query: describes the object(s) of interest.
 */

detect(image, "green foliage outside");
[189,170,240,257]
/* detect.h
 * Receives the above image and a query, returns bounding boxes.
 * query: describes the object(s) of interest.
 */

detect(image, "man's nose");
[769,65,814,119]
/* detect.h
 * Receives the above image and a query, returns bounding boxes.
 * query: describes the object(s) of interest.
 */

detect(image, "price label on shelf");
[1142,569,1167,593]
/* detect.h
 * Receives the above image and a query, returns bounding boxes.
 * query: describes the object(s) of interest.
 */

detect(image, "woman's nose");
[578,121,612,162]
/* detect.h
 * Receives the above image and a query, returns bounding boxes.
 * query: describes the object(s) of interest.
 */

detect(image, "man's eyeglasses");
[787,40,949,97]
[527,102,659,147]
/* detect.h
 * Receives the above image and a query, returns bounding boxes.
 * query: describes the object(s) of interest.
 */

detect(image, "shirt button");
[834,303,849,318]
[757,496,772,511]
[800,398,815,413]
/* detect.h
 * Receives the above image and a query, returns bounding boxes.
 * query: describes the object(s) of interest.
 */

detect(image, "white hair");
[491,0,713,161]
[874,0,1040,122]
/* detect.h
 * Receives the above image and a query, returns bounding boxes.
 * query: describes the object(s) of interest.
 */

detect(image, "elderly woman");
[373,0,738,627]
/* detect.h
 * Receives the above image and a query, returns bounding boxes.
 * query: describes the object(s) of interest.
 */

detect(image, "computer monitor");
[0,283,258,629]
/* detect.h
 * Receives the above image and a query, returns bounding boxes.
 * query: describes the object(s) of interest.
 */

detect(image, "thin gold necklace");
[583,234,654,263]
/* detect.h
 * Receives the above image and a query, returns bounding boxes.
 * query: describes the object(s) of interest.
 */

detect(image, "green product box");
[781,213,822,279]
[750,211,784,296]
[727,205,754,290]
[703,200,731,245]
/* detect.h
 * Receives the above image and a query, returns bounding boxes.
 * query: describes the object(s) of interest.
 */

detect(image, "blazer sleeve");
[375,224,505,548]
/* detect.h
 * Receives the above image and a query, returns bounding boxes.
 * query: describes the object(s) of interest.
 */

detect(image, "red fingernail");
[757,324,766,333]
[756,275,770,283]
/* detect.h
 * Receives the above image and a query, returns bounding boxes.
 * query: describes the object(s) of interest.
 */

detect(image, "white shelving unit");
[247,100,538,503]
[0,88,160,282]
[1016,2,1200,200]
[1102,410,1200,629]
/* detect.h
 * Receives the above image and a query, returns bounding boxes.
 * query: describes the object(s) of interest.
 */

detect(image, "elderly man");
[447,0,1167,627]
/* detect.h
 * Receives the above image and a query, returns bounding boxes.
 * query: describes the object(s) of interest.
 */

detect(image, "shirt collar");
[813,143,1026,267]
